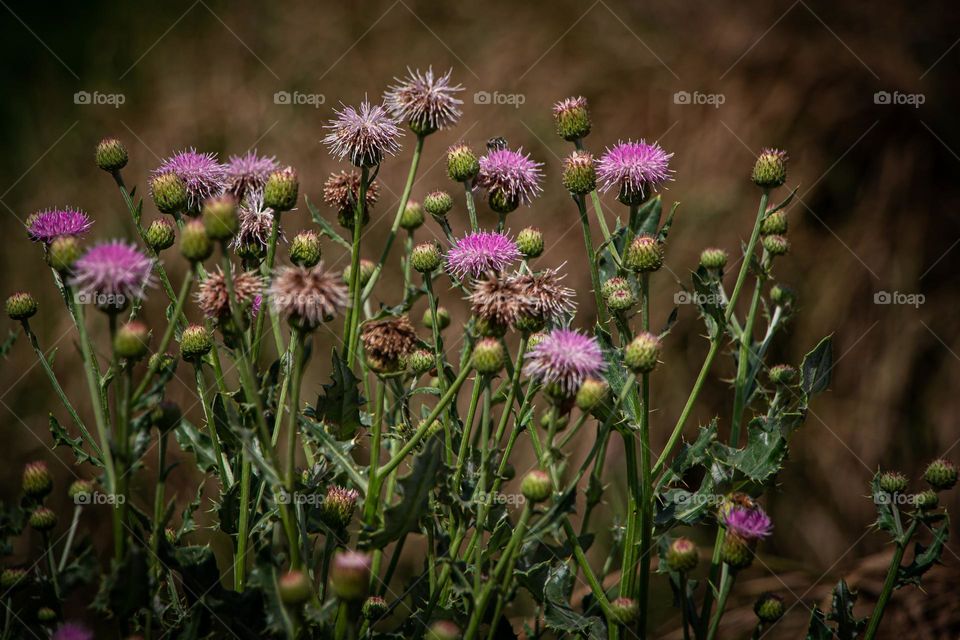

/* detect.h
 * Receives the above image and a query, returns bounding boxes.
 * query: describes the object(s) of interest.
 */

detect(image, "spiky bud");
[426,621,461,640]
[95,138,128,172]
[290,231,322,268]
[399,201,425,230]
[423,190,454,218]
[770,284,795,307]
[754,592,785,623]
[768,364,796,385]
[878,471,908,494]
[145,219,176,252]
[752,149,787,188]
[48,236,82,272]
[624,235,664,273]
[447,144,480,182]
[719,531,753,569]
[319,486,359,531]
[150,172,188,215]
[343,259,376,288]
[554,97,592,141]
[699,247,728,270]
[601,277,630,299]
[0,568,27,591]
[422,307,450,331]
[114,321,150,360]
[472,338,505,374]
[278,570,312,606]
[516,227,544,258]
[6,292,37,321]
[36,607,57,623]
[202,195,239,241]
[409,349,435,376]
[575,378,609,412]
[605,287,636,312]
[666,537,699,573]
[521,470,552,503]
[329,551,371,601]
[151,400,182,433]
[29,507,57,532]
[264,167,299,212]
[923,459,957,491]
[411,242,442,273]
[180,220,213,263]
[561,150,597,195]
[22,462,52,498]
[760,210,788,236]
[914,489,939,511]
[488,189,519,215]
[180,324,212,361]
[362,595,388,621]
[68,480,94,502]
[610,597,639,625]
[762,234,790,257]
[625,332,661,374]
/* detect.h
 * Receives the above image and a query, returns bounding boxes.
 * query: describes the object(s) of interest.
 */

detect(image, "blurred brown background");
[1,0,958,636]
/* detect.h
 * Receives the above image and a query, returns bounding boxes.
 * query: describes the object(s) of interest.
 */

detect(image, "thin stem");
[235,452,252,591]
[345,167,371,368]
[284,328,307,568]
[864,520,918,640]
[150,433,168,585]
[705,565,735,640]
[574,138,620,263]
[452,374,485,494]
[575,194,608,326]
[730,260,766,445]
[637,272,654,636]
[360,381,387,525]
[57,505,83,573]
[134,268,194,401]
[253,214,285,362]
[464,180,479,231]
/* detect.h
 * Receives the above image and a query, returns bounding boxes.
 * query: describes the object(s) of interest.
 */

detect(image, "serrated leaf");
[49,414,102,467]
[657,201,680,241]
[721,419,787,483]
[692,266,725,339]
[828,579,867,639]
[174,419,219,473]
[897,517,949,588]
[543,563,607,640]
[635,195,662,236]
[305,195,352,250]
[308,349,364,440]
[801,335,833,396]
[869,474,899,537]
[805,605,833,640]
[364,441,442,549]
[300,415,366,492]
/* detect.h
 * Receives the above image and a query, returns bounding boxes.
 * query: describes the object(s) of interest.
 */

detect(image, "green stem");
[43,532,60,601]
[452,374,485,494]
[705,565,735,640]
[134,268,194,401]
[235,453,252,591]
[57,505,83,573]
[464,180,479,230]
[194,364,229,483]
[637,272,653,636]
[345,167,371,368]
[360,381,387,526]
[253,214,285,362]
[730,260,766,445]
[864,520,918,640]
[574,138,620,263]
[575,194,608,326]
[150,433,168,585]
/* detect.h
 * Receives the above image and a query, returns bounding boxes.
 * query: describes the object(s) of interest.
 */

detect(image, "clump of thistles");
[26,208,93,243]
[153,149,226,213]
[269,264,349,330]
[70,241,154,308]
[383,67,463,134]
[523,328,607,397]
[224,150,279,200]
[196,267,263,319]
[446,231,520,281]
[323,101,403,168]
[476,147,544,213]
[597,139,673,205]
[360,315,417,373]
[723,505,773,541]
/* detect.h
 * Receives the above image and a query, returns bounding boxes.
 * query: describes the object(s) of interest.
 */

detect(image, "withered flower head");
[197,267,263,319]
[467,273,532,329]
[509,267,576,325]
[361,315,417,371]
[323,170,380,219]
[269,264,349,330]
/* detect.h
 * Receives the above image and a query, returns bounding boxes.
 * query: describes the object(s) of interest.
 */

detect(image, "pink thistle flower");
[445,231,521,281]
[69,240,154,305]
[597,139,673,203]
[323,101,403,167]
[224,150,279,199]
[476,147,544,207]
[26,208,93,243]
[152,148,226,212]
[723,505,773,541]
[384,67,464,132]
[523,328,606,396]
[53,622,93,640]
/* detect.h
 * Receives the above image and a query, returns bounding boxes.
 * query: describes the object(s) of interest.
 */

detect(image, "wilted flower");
[384,67,464,134]
[597,140,673,205]
[233,189,277,253]
[468,273,531,329]
[446,231,520,281]
[476,147,544,210]
[269,264,349,329]
[361,315,417,372]
[523,328,606,396]
[70,241,154,307]
[509,268,576,325]
[224,150,279,199]
[322,170,379,225]
[152,149,226,212]
[723,505,773,541]
[26,208,93,243]
[196,267,263,319]
[323,101,403,167]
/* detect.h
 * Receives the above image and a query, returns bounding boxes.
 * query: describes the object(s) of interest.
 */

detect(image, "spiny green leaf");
[897,517,950,588]
[0,328,19,359]
[543,563,607,640]
[49,414,101,467]
[364,441,442,549]
[828,579,867,640]
[300,415,366,492]
[805,605,833,640]
[307,349,364,441]
[801,335,833,396]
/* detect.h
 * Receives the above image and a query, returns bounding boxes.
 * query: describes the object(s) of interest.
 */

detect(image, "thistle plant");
[0,76,952,640]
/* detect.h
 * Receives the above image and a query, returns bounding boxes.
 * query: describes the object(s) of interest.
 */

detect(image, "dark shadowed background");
[1,0,958,636]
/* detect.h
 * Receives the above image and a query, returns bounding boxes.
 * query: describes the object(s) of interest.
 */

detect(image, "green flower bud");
[179,220,213,263]
[68,480,94,502]
[36,607,57,623]
[527,331,547,349]
[760,210,788,236]
[472,337,505,374]
[48,236,82,272]
[22,461,52,498]
[514,312,545,334]
[422,306,450,331]
[423,190,454,218]
[624,235,664,273]
[768,364,796,385]
[426,621,461,640]
[145,219,176,252]
[762,234,790,257]
[151,400,182,433]
[411,242,442,273]
[362,595,388,621]
[95,137,128,172]
[666,537,699,573]
[447,144,480,182]
[0,568,27,591]
[320,486,359,532]
[878,471,908,494]
[605,287,635,312]
[521,470,552,503]
[554,97,592,141]
[329,551,371,601]
[409,349,435,375]
[699,247,728,270]
[399,201,425,230]
[561,150,596,195]
[914,489,939,511]
[290,231,322,267]
[923,459,957,491]
[754,592,785,623]
[752,149,788,188]
[610,597,639,625]
[150,172,188,215]
[338,205,371,231]
[473,316,507,338]
[575,378,609,412]
[179,324,212,361]
[516,227,544,258]
[719,531,753,569]
[264,167,299,212]
[488,190,519,215]
[6,292,37,321]
[770,283,796,307]
[29,506,57,532]
[624,332,661,374]
[114,321,151,360]
[343,259,376,288]
[600,277,630,299]
[202,195,239,241]
[278,570,312,606]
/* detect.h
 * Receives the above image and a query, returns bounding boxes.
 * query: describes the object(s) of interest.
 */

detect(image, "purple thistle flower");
[152,148,226,212]
[523,328,607,396]
[384,67,464,132]
[476,147,544,207]
[224,150,279,199]
[70,240,154,304]
[445,231,521,280]
[26,208,93,243]
[723,505,773,541]
[597,139,673,203]
[323,101,403,167]
[53,622,93,640]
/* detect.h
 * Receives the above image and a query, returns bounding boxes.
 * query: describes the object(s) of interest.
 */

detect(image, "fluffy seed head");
[323,101,403,167]
[224,150,279,200]
[723,505,773,541]
[384,67,463,134]
[269,264,349,330]
[152,149,226,213]
[523,328,606,397]
[597,140,673,205]
[477,147,544,210]
[70,241,154,308]
[468,273,529,330]
[233,190,276,256]
[510,268,576,326]
[553,96,591,141]
[197,267,263,319]
[446,231,520,281]
[26,208,93,244]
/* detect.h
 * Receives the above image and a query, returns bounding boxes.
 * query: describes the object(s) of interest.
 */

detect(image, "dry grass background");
[0,0,958,636]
